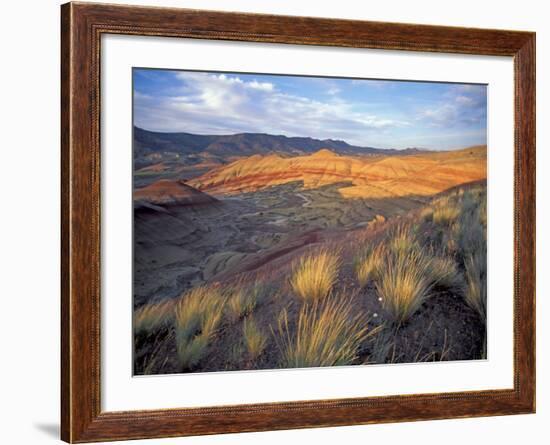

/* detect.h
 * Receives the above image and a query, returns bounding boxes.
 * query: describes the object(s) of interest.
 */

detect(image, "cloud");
[248,80,274,91]
[455,95,474,106]
[134,71,406,146]
[417,84,486,128]
[133,71,487,149]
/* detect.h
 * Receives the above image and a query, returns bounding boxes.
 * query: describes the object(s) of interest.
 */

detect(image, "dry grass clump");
[290,249,341,302]
[429,255,463,291]
[432,197,461,226]
[388,224,419,256]
[134,299,176,336]
[242,317,268,360]
[374,224,437,324]
[376,248,434,324]
[175,334,210,370]
[367,214,386,229]
[274,295,375,368]
[226,280,272,320]
[478,198,487,227]
[456,195,487,319]
[457,200,486,257]
[355,244,385,287]
[436,186,487,323]
[464,250,487,321]
[140,331,174,375]
[174,285,225,369]
[227,287,257,320]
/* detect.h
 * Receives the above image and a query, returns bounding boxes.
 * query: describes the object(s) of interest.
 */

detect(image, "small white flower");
[373,313,378,318]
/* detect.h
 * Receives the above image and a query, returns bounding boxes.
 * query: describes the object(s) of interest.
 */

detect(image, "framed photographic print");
[61,2,535,442]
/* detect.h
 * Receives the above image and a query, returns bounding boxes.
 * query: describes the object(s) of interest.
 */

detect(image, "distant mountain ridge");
[134,126,425,169]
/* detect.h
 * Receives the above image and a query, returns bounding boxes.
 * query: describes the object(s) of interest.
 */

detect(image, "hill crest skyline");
[134,126,436,154]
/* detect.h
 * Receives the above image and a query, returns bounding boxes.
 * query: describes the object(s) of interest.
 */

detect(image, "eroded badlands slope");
[190,146,486,198]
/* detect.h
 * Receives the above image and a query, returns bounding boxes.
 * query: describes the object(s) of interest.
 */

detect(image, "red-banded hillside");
[134,179,218,207]
[189,146,486,198]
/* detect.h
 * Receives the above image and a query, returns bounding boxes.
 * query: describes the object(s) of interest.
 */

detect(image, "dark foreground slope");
[134,183,487,374]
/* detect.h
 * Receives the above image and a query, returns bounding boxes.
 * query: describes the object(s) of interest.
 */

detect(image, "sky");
[133,68,487,150]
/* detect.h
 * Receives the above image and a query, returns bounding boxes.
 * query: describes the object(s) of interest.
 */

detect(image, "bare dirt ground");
[134,181,427,306]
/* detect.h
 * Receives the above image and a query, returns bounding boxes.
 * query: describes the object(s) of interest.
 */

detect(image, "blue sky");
[133,68,487,150]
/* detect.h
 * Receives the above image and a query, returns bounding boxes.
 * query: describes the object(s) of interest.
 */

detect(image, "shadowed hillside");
[134,181,487,374]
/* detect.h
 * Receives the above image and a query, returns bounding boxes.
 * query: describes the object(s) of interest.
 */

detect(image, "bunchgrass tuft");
[432,198,461,226]
[388,224,419,256]
[457,202,486,257]
[174,285,225,370]
[355,244,385,287]
[202,304,224,338]
[376,248,434,324]
[140,331,174,375]
[478,198,487,227]
[464,250,487,321]
[429,255,463,292]
[226,280,272,321]
[273,295,374,368]
[134,299,175,336]
[431,186,487,323]
[175,334,210,370]
[227,286,256,320]
[242,316,267,361]
[290,249,340,302]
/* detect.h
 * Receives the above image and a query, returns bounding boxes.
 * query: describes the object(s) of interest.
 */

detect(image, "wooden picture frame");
[61,2,535,442]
